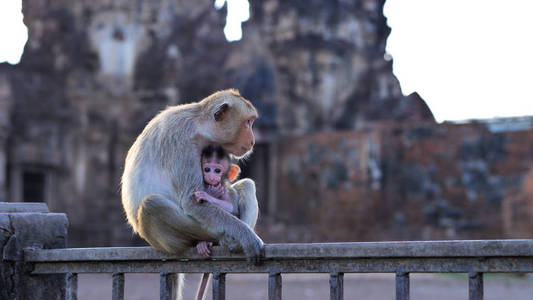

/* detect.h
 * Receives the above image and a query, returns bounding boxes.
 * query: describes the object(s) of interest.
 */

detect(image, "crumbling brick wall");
[268,122,533,242]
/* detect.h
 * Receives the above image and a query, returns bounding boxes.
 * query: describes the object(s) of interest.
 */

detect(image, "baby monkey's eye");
[204,167,211,172]
[215,168,221,174]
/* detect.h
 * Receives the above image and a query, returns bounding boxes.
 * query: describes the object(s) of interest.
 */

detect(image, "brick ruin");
[268,120,533,242]
[0,0,531,246]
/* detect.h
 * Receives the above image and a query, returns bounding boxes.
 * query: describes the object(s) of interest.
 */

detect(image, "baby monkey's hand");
[194,191,213,203]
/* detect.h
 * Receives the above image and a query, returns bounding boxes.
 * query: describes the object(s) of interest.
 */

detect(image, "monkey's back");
[121,103,203,232]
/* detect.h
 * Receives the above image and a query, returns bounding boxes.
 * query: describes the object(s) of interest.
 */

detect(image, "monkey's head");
[201,145,241,185]
[199,89,258,158]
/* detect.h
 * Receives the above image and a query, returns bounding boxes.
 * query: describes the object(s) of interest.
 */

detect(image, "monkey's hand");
[196,241,213,258]
[194,191,215,203]
[242,233,265,266]
[221,228,265,265]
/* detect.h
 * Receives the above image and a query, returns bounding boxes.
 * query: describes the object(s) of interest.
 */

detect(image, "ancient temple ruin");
[0,0,532,246]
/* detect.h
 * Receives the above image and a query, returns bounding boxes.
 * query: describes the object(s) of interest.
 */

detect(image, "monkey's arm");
[231,178,259,229]
[207,197,234,213]
[194,191,234,213]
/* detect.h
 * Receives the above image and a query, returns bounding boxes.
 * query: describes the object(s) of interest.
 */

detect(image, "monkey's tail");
[195,273,210,300]
[176,273,185,300]
[176,273,184,300]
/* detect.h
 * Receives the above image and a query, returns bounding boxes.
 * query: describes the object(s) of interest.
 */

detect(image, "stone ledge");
[0,202,49,213]
[24,239,533,262]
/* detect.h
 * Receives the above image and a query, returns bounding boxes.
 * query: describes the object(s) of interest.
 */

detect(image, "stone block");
[0,202,68,300]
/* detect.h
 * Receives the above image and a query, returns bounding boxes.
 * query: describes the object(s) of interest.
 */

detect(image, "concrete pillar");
[0,202,68,300]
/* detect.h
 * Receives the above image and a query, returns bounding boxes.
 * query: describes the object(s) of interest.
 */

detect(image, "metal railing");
[23,240,533,300]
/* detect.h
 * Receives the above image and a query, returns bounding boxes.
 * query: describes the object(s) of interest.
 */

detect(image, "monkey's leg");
[183,195,264,264]
[232,178,259,229]
[138,195,191,300]
[137,194,195,253]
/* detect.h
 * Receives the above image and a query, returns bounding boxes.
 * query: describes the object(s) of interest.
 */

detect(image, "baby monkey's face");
[202,159,229,186]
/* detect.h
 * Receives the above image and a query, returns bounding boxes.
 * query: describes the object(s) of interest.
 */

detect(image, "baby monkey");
[193,144,241,257]
[193,145,241,300]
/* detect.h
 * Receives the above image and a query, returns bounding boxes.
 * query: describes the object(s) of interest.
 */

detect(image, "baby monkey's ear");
[228,164,241,182]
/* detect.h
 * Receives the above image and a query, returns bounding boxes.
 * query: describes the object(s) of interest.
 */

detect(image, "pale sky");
[384,0,533,122]
[1,0,532,123]
[0,0,27,64]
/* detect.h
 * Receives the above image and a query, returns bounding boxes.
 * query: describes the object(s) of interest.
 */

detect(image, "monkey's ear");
[214,103,229,122]
[228,164,241,182]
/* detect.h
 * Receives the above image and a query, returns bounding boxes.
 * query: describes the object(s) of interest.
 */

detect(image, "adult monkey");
[121,89,264,264]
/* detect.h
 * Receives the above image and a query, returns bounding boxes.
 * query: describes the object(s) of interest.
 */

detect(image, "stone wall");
[263,122,533,242]
[230,0,435,135]
[0,68,12,202]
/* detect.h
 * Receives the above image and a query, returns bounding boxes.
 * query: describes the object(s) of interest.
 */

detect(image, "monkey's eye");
[204,167,211,173]
[215,168,221,174]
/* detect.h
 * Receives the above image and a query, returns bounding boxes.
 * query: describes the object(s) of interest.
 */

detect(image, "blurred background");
[0,0,532,249]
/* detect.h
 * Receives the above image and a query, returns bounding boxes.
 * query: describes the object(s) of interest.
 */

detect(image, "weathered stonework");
[229,0,434,134]
[261,122,533,242]
[0,68,12,202]
[0,202,68,300]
